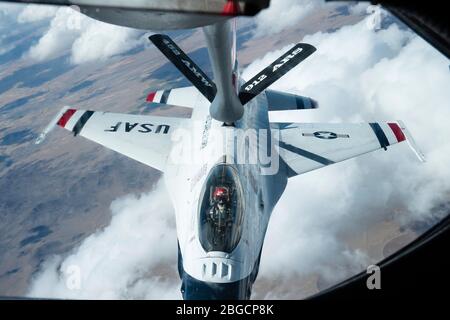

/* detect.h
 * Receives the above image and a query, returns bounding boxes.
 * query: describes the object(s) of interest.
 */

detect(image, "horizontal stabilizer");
[146,86,207,109]
[149,34,217,102]
[239,43,316,105]
[266,89,318,111]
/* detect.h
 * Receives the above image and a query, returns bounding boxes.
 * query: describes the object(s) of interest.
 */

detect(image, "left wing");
[37,107,188,172]
[274,121,424,177]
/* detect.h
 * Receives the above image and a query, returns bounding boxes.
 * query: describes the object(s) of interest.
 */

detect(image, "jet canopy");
[198,164,244,253]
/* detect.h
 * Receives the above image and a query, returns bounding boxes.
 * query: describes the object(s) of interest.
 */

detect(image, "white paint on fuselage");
[164,88,287,283]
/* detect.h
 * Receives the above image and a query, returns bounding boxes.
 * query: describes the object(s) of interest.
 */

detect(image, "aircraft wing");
[274,121,424,177]
[39,107,188,172]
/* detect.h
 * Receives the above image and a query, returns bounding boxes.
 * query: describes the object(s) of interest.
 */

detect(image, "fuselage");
[164,86,288,299]
[159,18,291,299]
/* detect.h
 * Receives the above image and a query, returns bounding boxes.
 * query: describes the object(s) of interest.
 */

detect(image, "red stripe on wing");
[57,109,77,128]
[146,92,156,102]
[388,123,406,142]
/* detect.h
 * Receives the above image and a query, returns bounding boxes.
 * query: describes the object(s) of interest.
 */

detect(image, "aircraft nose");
[181,272,251,300]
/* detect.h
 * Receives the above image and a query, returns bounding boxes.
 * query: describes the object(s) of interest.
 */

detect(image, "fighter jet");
[5,0,425,299]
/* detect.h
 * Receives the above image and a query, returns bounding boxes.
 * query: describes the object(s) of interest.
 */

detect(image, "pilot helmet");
[213,186,229,204]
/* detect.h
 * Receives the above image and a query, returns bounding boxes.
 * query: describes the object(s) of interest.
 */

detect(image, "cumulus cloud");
[24,6,143,64]
[348,2,371,16]
[253,0,325,36]
[27,8,450,300]
[245,17,450,298]
[252,0,372,37]
[27,180,180,299]
[26,7,80,61]
[17,4,58,23]
[70,20,142,64]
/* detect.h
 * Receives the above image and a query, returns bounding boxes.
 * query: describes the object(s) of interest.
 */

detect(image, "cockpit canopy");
[198,164,244,253]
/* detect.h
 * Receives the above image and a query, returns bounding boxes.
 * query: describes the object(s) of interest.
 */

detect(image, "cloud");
[349,2,371,16]
[70,20,142,64]
[24,6,143,64]
[26,7,81,62]
[27,180,180,299]
[253,0,325,36]
[17,4,58,23]
[252,0,372,37]
[245,16,450,298]
[0,3,22,28]
[0,3,30,55]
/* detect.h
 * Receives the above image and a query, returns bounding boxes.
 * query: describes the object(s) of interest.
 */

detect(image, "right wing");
[39,107,188,172]
[274,121,424,178]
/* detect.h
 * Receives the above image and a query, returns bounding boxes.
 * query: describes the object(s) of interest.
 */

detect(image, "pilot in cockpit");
[208,186,233,230]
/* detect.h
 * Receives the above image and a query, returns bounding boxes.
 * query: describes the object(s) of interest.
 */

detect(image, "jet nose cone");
[181,273,251,300]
